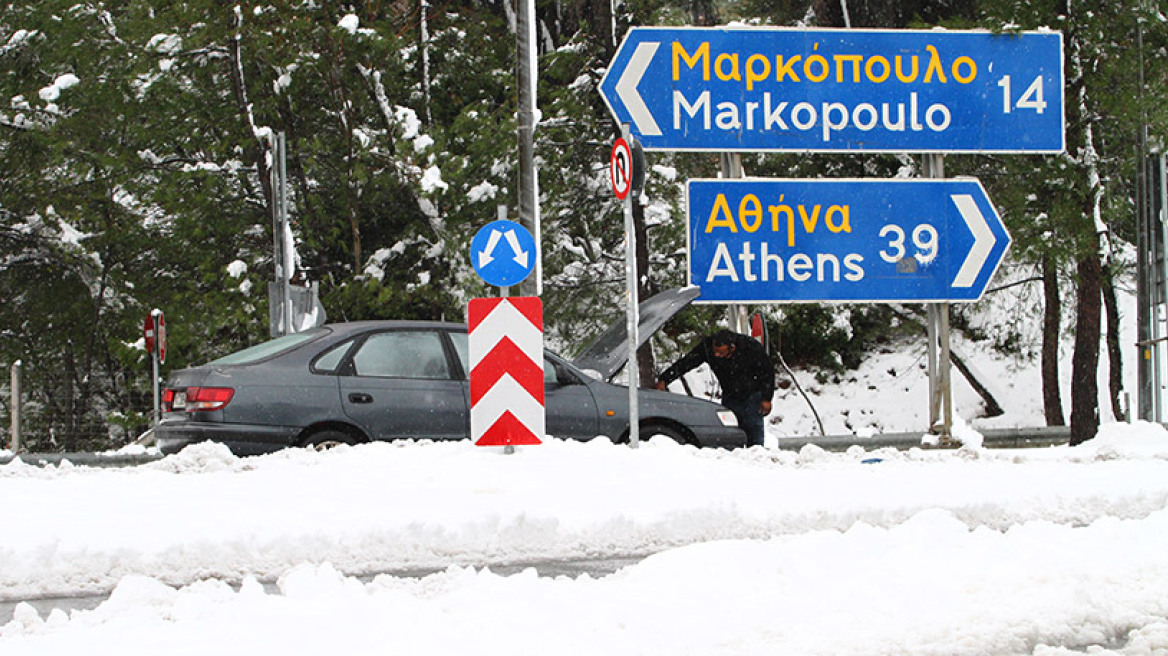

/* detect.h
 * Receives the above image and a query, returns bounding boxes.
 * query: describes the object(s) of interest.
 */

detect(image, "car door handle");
[348,393,374,404]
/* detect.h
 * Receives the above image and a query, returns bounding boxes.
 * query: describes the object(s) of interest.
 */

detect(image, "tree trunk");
[589,0,614,57]
[1042,254,1066,425]
[1102,269,1125,421]
[886,305,1005,418]
[1070,253,1102,445]
[1064,0,1102,447]
[634,200,656,387]
[690,0,719,26]
[949,350,1004,417]
[226,13,275,266]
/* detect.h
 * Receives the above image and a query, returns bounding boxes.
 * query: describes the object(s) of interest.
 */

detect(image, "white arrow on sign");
[470,375,547,440]
[504,230,529,268]
[476,228,529,269]
[615,41,661,137]
[951,194,996,288]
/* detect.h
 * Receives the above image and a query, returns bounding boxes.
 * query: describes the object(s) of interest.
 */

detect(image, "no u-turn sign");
[610,137,645,200]
[611,138,633,199]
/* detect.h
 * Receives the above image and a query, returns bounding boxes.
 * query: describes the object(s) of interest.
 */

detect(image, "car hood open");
[570,286,700,381]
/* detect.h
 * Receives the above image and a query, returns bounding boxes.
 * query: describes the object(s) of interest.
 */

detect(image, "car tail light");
[182,387,235,412]
[161,388,176,412]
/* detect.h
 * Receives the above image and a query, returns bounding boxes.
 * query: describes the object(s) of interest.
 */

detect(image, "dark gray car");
[156,290,745,454]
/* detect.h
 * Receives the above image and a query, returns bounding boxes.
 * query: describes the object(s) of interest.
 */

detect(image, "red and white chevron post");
[468,297,544,447]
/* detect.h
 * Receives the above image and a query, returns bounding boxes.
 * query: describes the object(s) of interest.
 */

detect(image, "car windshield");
[206,329,327,366]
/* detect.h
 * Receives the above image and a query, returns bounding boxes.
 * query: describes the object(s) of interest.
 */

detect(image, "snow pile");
[2,425,1168,654]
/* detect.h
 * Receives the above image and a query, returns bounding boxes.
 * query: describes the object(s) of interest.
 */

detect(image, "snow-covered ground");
[759,307,1130,440]
[2,422,1168,655]
[0,257,1155,653]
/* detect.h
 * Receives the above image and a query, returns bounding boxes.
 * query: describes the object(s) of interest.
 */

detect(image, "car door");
[339,329,469,441]
[446,333,599,442]
[543,356,601,441]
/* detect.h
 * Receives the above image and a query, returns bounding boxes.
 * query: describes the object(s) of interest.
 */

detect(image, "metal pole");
[270,133,289,337]
[10,360,21,453]
[516,0,541,297]
[279,133,294,336]
[1151,155,1163,422]
[927,303,938,429]
[939,297,953,436]
[497,205,511,300]
[1136,24,1154,421]
[924,153,952,439]
[150,310,162,427]
[1153,154,1163,417]
[1136,151,1151,419]
[720,153,748,332]
[151,344,161,427]
[622,124,640,448]
[271,133,281,335]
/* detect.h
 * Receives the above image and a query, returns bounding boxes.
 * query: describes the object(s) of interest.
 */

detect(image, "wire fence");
[2,360,156,453]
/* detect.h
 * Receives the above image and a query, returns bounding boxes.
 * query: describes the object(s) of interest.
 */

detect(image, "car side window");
[313,339,355,374]
[449,332,469,376]
[351,331,451,379]
[545,358,581,385]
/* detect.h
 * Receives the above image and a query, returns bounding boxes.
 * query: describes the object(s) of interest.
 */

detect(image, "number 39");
[879,223,939,263]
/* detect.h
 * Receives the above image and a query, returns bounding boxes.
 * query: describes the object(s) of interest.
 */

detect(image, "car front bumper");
[688,425,749,449]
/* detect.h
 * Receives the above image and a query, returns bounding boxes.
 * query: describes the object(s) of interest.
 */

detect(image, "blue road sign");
[471,220,537,287]
[599,27,1064,153]
[686,178,1010,303]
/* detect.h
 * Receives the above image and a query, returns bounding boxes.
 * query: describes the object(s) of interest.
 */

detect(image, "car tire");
[303,429,358,451]
[639,423,692,446]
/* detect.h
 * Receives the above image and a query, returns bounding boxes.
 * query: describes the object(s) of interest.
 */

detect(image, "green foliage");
[772,305,902,373]
[3,0,1167,448]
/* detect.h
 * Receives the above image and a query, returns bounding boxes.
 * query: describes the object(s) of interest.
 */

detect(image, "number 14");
[998,75,1047,114]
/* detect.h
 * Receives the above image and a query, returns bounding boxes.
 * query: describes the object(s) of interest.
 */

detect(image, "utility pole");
[270,132,293,337]
[1135,23,1156,421]
[516,0,541,297]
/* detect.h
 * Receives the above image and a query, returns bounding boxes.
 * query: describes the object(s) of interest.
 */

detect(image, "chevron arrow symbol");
[469,297,544,448]
[615,41,661,137]
[951,194,996,289]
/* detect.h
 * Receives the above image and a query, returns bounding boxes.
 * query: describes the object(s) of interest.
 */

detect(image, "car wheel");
[303,429,358,451]
[640,423,692,446]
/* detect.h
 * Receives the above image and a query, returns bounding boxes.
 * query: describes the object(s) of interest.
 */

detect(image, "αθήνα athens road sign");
[686,178,1011,303]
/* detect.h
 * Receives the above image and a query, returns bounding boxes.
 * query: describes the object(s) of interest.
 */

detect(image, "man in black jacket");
[654,329,775,448]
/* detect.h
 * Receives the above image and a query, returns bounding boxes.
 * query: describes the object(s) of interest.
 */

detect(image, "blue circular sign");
[470,220,537,287]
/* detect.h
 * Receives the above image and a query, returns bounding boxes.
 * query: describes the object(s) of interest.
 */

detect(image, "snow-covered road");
[3,423,1168,654]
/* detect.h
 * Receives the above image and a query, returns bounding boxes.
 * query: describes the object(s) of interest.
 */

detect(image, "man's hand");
[654,380,667,391]
[759,400,772,416]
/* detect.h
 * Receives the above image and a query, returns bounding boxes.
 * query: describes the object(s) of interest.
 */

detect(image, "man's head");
[711,329,737,358]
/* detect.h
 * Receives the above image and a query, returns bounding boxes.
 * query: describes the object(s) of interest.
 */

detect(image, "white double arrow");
[951,194,996,288]
[477,228,529,269]
[615,41,662,137]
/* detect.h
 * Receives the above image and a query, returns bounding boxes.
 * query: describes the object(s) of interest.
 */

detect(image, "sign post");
[923,154,954,438]
[144,309,166,427]
[612,129,645,447]
[9,360,21,453]
[469,218,542,453]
